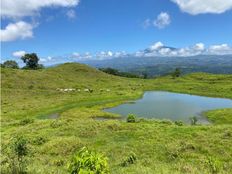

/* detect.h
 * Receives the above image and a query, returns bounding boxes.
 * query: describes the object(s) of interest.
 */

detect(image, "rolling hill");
[79,54,232,77]
[1,63,232,174]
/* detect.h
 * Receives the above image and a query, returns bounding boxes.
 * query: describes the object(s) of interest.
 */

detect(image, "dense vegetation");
[81,55,232,77]
[1,63,232,173]
[99,67,143,78]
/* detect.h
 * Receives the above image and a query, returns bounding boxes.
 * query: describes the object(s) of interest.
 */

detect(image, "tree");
[21,53,42,69]
[142,72,148,79]
[190,116,198,125]
[171,68,181,78]
[2,60,19,69]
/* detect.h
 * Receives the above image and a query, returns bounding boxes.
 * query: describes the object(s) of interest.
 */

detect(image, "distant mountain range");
[79,55,232,77]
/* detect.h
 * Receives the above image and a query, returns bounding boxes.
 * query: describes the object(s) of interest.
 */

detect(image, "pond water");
[104,91,232,124]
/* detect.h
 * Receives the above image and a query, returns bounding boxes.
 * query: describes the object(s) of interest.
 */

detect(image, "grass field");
[1,63,232,173]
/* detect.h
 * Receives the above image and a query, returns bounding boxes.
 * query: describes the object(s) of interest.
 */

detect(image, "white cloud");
[66,9,76,19]
[208,44,232,55]
[1,0,80,42]
[154,12,171,29]
[1,0,80,18]
[47,56,52,60]
[83,52,92,59]
[12,50,26,57]
[72,52,80,58]
[40,58,47,62]
[0,21,34,42]
[39,56,54,63]
[150,42,164,50]
[134,42,232,57]
[96,51,114,60]
[171,0,232,15]
[194,43,205,51]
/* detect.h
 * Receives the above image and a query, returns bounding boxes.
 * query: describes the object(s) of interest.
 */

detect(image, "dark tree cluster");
[99,67,145,78]
[21,53,44,69]
[1,53,44,70]
[171,68,181,78]
[1,60,19,69]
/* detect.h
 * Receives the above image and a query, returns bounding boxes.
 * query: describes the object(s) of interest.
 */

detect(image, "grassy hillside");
[1,63,232,173]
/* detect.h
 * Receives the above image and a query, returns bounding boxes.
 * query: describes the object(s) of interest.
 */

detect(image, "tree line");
[99,67,148,79]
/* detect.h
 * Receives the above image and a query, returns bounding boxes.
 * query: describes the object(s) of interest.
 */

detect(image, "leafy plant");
[127,114,136,123]
[5,135,29,174]
[68,147,109,174]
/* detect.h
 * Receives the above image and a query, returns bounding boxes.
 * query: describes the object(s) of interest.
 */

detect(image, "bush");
[68,147,109,174]
[160,119,173,125]
[5,136,29,174]
[2,60,19,69]
[174,120,184,126]
[121,152,137,167]
[190,116,198,125]
[127,114,136,123]
[171,68,181,78]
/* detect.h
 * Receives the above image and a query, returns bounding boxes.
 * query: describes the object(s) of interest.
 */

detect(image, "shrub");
[171,68,181,79]
[174,120,184,126]
[68,147,109,174]
[127,114,136,123]
[160,119,173,125]
[6,136,29,174]
[190,116,198,125]
[2,60,19,69]
[121,152,137,167]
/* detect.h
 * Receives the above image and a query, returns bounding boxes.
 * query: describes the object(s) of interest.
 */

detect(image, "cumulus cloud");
[1,0,80,18]
[154,12,171,29]
[134,42,232,57]
[11,43,231,64]
[1,0,80,42]
[194,43,205,51]
[96,51,114,60]
[171,0,232,15]
[208,44,232,55]
[150,42,164,50]
[12,50,26,57]
[0,21,34,42]
[66,9,76,19]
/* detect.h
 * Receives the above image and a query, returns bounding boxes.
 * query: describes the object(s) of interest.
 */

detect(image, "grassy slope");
[1,63,232,174]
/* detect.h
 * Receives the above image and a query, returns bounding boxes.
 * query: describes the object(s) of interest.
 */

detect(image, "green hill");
[1,63,232,173]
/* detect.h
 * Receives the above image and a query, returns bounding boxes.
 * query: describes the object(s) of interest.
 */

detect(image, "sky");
[1,0,232,65]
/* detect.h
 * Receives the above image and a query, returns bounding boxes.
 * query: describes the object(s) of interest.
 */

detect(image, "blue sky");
[1,0,232,64]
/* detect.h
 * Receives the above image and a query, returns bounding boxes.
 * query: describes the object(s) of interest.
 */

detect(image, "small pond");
[104,91,232,124]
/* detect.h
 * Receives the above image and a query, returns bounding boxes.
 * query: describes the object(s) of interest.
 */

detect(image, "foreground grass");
[1,63,232,173]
